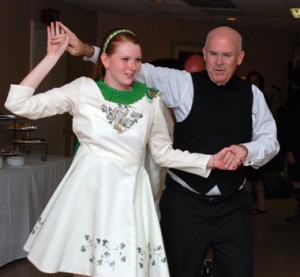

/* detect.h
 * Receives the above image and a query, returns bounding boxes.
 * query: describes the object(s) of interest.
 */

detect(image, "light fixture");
[227,17,237,21]
[151,0,165,4]
[290,8,300,19]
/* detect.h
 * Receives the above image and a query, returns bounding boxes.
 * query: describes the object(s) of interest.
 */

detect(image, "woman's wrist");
[207,155,214,169]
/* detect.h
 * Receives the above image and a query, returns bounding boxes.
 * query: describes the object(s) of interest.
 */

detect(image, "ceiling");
[62,0,300,31]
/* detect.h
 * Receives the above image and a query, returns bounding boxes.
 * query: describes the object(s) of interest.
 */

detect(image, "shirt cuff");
[241,142,259,168]
[83,46,100,64]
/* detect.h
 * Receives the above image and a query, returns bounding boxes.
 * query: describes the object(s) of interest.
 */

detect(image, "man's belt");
[168,178,224,204]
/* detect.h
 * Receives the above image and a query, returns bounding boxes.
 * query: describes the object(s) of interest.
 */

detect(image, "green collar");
[96,80,146,105]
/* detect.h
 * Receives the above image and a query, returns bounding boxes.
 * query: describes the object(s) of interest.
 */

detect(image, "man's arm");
[59,22,99,62]
[135,63,193,121]
[241,86,280,167]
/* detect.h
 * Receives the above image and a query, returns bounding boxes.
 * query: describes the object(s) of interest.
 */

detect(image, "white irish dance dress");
[5,78,212,276]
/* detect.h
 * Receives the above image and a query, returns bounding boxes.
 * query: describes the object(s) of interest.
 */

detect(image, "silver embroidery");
[101,104,143,134]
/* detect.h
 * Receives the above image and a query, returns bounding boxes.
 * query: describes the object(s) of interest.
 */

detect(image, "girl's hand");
[47,21,69,59]
[19,21,70,88]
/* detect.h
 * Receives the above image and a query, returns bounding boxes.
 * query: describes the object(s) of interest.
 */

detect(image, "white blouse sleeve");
[147,95,212,178]
[5,78,86,119]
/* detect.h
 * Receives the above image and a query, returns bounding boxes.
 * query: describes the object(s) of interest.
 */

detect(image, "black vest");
[171,71,253,196]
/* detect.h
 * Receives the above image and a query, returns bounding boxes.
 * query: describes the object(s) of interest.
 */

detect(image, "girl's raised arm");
[20,21,69,88]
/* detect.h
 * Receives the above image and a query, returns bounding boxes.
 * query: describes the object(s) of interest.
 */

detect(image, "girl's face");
[101,42,142,91]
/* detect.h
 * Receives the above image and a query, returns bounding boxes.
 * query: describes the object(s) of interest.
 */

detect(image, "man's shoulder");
[190,70,207,83]
[232,74,252,90]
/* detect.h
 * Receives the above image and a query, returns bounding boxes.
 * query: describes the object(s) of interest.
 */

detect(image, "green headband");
[102,29,136,53]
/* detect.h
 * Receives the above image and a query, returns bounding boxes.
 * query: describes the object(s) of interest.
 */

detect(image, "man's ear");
[100,53,109,69]
[202,47,207,62]
[237,50,245,65]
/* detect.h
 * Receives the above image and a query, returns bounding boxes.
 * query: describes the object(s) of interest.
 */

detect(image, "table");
[0,154,72,267]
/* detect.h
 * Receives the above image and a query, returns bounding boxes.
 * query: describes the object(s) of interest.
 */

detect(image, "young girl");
[5,22,240,277]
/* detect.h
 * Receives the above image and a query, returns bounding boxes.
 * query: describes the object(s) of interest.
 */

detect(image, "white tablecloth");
[0,154,72,267]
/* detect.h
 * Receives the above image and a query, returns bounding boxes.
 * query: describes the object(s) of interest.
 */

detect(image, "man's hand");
[58,22,94,57]
[223,144,248,169]
[209,147,238,170]
[208,145,248,170]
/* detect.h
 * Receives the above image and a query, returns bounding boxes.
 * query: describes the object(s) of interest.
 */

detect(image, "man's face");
[203,32,245,85]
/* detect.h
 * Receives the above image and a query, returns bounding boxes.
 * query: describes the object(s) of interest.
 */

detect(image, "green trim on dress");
[96,80,146,105]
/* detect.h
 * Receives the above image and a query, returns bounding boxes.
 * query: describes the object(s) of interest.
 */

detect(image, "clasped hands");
[209,144,248,170]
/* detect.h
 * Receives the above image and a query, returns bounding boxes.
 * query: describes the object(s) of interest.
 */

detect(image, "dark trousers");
[160,180,253,277]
